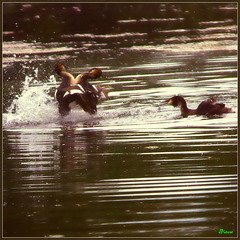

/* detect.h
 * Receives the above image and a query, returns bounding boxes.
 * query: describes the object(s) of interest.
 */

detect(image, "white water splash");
[3,75,59,128]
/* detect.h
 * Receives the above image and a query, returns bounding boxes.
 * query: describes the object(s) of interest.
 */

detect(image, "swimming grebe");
[167,95,233,117]
[54,63,108,116]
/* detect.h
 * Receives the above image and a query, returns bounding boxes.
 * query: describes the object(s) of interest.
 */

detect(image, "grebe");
[167,95,234,117]
[54,63,109,116]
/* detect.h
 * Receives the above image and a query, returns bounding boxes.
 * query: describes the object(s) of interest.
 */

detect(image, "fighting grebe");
[54,63,109,116]
[167,95,233,117]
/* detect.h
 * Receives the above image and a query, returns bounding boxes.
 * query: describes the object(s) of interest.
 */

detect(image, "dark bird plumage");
[167,95,233,117]
[54,63,108,116]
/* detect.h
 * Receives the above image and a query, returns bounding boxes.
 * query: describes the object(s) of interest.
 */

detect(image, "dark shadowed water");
[3,3,237,238]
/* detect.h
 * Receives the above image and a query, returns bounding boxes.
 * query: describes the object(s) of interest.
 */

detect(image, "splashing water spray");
[3,69,59,128]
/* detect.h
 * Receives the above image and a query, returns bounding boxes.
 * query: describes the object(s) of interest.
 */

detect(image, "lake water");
[3,3,237,238]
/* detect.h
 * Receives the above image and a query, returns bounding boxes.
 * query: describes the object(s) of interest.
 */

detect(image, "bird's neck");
[179,99,196,116]
[75,73,93,85]
[59,72,75,85]
[179,98,188,111]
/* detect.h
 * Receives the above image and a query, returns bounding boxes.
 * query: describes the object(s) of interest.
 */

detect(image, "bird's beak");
[167,99,173,105]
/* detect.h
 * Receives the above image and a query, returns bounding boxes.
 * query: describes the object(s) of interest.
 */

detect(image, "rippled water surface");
[3,4,237,238]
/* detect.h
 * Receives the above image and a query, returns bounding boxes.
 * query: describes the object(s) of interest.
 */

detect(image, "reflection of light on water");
[129,40,237,52]
[18,132,54,154]
[85,174,237,201]
[2,41,76,56]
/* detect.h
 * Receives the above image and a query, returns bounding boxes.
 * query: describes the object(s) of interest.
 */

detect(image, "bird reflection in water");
[58,121,106,178]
